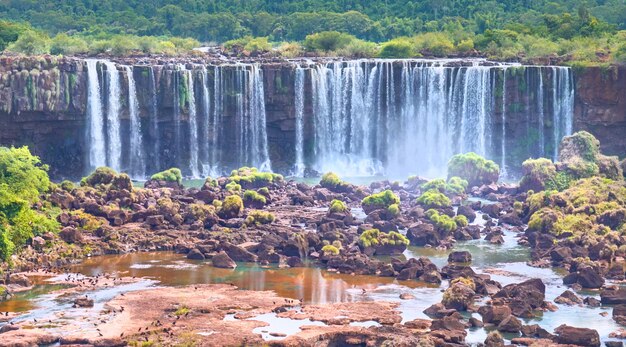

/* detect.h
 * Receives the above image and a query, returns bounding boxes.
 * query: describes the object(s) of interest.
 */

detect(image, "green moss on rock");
[151,168,182,184]
[417,189,451,209]
[361,189,400,214]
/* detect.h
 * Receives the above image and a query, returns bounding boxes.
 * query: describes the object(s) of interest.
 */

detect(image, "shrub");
[447,152,500,187]
[50,34,88,55]
[426,209,457,232]
[454,215,469,227]
[329,199,348,213]
[7,30,50,55]
[243,190,266,205]
[278,42,303,58]
[414,32,455,56]
[187,203,216,222]
[224,36,272,54]
[421,179,447,192]
[387,203,400,217]
[456,38,475,52]
[219,195,243,219]
[245,210,275,225]
[362,190,400,212]
[0,146,50,202]
[304,31,355,52]
[383,231,409,246]
[378,38,414,58]
[230,167,283,188]
[60,180,75,192]
[81,166,117,187]
[358,229,381,248]
[358,228,409,248]
[151,168,182,184]
[321,244,340,256]
[446,177,469,194]
[337,39,378,58]
[226,181,242,192]
[417,189,451,209]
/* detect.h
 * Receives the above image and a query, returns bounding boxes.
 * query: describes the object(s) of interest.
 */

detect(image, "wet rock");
[494,278,545,317]
[448,251,472,263]
[399,293,415,300]
[478,305,512,325]
[406,223,439,246]
[73,296,94,308]
[211,251,236,269]
[32,236,46,251]
[499,212,522,226]
[457,205,476,223]
[554,290,583,305]
[554,324,600,347]
[612,304,626,325]
[431,315,466,331]
[601,287,626,305]
[584,297,601,307]
[59,226,83,244]
[8,274,31,287]
[404,318,431,330]
[0,324,19,333]
[442,281,475,311]
[286,256,303,267]
[481,203,502,218]
[606,342,624,347]
[146,215,165,228]
[423,303,457,318]
[484,331,505,347]
[497,315,522,333]
[550,246,572,262]
[222,242,258,263]
[469,317,483,328]
[419,270,443,284]
[577,265,605,289]
[186,248,205,260]
[520,324,553,339]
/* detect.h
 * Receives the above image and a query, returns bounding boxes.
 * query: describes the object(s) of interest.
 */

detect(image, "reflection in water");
[69,252,432,305]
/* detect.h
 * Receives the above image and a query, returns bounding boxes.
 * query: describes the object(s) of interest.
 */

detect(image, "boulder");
[554,324,600,347]
[59,226,83,244]
[576,265,605,289]
[448,251,472,263]
[8,274,31,287]
[186,248,205,260]
[484,331,505,347]
[457,205,476,223]
[601,287,626,305]
[73,296,94,308]
[497,315,522,333]
[554,290,582,305]
[478,305,511,325]
[222,242,258,263]
[442,281,475,311]
[406,223,439,246]
[494,278,545,317]
[211,251,236,269]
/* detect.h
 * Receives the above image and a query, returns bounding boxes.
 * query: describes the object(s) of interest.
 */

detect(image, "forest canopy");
[0,0,625,64]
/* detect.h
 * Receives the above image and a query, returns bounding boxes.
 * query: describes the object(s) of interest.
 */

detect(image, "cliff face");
[0,56,623,180]
[573,65,626,158]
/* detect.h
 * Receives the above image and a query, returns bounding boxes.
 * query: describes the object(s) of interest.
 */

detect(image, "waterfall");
[103,61,121,170]
[200,66,211,177]
[83,59,574,180]
[86,60,106,170]
[296,60,575,179]
[501,68,508,177]
[125,66,145,178]
[186,68,200,178]
[149,67,160,172]
[294,66,305,176]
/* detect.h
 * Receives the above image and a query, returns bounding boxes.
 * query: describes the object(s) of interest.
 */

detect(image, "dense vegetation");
[0,1,625,63]
[0,147,59,261]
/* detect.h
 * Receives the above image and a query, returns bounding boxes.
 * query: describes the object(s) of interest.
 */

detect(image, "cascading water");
[103,62,122,170]
[296,60,575,179]
[84,59,574,180]
[294,67,305,176]
[185,68,200,178]
[86,60,106,170]
[125,66,145,179]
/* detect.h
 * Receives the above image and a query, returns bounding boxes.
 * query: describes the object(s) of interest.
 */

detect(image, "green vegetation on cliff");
[0,1,625,63]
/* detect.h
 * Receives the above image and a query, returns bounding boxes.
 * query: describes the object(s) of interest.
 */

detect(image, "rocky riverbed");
[1,132,626,346]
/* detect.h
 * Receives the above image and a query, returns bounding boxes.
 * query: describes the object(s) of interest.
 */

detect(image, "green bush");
[304,31,355,52]
[362,190,400,210]
[414,32,455,56]
[7,30,50,55]
[226,181,242,192]
[337,39,378,58]
[426,209,457,232]
[421,179,447,192]
[454,215,469,227]
[358,228,381,248]
[243,190,266,204]
[321,244,340,256]
[151,168,182,184]
[387,203,400,217]
[378,38,414,58]
[245,210,275,225]
[329,199,348,213]
[447,152,500,187]
[219,195,243,219]
[81,166,117,187]
[60,180,75,192]
[417,189,451,209]
[358,228,409,248]
[446,177,469,194]
[224,36,272,53]
[230,167,283,188]
[0,147,50,203]
[50,34,89,55]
